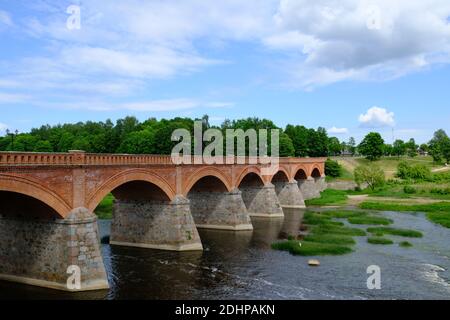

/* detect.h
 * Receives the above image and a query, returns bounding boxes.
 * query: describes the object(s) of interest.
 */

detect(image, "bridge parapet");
[0,151,326,168]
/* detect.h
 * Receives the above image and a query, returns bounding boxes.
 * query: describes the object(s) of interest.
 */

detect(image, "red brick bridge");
[0,151,326,292]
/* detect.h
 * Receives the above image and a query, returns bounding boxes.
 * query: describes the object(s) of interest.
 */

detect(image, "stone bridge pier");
[0,151,326,292]
[187,176,253,231]
[0,192,109,291]
[272,171,306,209]
[239,172,284,218]
[110,181,202,251]
[296,168,325,200]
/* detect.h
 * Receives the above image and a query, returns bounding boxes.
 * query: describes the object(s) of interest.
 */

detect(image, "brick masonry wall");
[240,184,284,217]
[274,181,306,208]
[111,197,203,250]
[0,208,108,291]
[298,178,321,200]
[188,190,252,229]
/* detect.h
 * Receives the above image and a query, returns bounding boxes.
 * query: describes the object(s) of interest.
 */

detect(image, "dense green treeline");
[1,115,448,162]
[0,115,330,157]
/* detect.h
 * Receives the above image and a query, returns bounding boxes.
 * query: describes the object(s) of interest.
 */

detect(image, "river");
[1,208,449,300]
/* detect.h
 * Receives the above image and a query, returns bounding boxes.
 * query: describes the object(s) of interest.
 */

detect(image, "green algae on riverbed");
[348,216,393,226]
[360,202,450,229]
[271,240,353,256]
[367,237,394,245]
[399,241,413,248]
[367,227,423,238]
[303,234,356,245]
[272,210,364,256]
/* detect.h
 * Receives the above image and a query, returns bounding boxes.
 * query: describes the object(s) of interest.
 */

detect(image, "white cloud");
[204,102,235,108]
[34,98,233,112]
[0,93,30,104]
[0,10,13,27]
[328,126,349,134]
[4,0,450,106]
[0,123,8,135]
[359,107,395,128]
[265,0,450,88]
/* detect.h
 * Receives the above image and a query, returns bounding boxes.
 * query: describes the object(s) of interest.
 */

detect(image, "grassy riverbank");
[95,194,114,219]
[271,209,422,257]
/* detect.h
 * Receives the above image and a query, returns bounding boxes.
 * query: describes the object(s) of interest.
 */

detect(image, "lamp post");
[5,129,18,150]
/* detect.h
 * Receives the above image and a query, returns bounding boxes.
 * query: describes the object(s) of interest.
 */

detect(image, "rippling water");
[1,208,450,300]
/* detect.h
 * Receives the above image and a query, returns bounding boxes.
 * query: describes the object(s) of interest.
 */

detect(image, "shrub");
[396,161,431,180]
[430,188,450,195]
[354,165,385,190]
[325,159,342,178]
[403,185,417,194]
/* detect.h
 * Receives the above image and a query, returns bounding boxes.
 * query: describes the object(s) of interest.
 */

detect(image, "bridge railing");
[0,151,325,166]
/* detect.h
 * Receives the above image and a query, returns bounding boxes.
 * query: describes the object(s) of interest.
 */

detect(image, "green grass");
[360,202,450,229]
[367,227,423,238]
[271,240,353,256]
[359,201,450,213]
[426,212,450,228]
[348,216,393,226]
[303,234,356,245]
[305,189,348,206]
[368,237,394,245]
[326,166,354,182]
[303,212,345,226]
[312,224,367,236]
[94,194,114,219]
[322,210,367,219]
[399,241,413,248]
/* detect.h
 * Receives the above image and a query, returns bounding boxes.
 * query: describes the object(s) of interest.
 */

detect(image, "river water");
[1,208,449,300]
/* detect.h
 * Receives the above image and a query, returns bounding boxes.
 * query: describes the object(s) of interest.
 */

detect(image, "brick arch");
[0,174,71,218]
[235,166,266,187]
[270,167,290,183]
[310,164,324,177]
[183,167,232,195]
[293,165,309,180]
[87,169,176,212]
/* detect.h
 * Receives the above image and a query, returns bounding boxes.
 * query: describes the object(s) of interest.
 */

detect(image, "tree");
[358,132,385,161]
[308,127,329,157]
[354,165,385,190]
[383,144,393,156]
[348,137,356,156]
[392,139,406,158]
[328,137,342,156]
[34,140,53,152]
[279,133,295,157]
[8,134,37,151]
[71,137,91,151]
[118,130,156,154]
[396,161,431,180]
[405,138,418,157]
[285,125,309,157]
[325,159,342,177]
[441,137,450,164]
[429,129,450,163]
[419,144,429,155]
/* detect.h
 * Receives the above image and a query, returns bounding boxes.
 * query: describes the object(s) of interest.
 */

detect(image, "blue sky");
[1,0,450,143]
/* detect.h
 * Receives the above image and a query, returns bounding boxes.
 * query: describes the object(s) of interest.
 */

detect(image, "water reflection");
[1,208,450,300]
[279,208,305,239]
